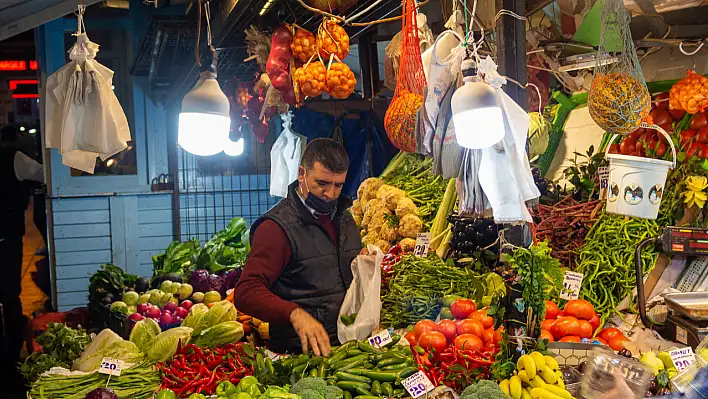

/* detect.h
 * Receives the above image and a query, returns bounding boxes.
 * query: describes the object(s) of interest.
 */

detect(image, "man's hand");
[290,308,331,356]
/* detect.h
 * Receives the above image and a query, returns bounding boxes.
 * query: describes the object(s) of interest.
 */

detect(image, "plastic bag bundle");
[270,112,306,198]
[383,0,427,152]
[337,245,384,343]
[588,0,650,135]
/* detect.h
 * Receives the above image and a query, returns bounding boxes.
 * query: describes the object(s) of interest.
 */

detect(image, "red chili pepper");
[228,357,237,370]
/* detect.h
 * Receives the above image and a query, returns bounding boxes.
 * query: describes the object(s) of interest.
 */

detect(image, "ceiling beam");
[633,0,669,38]
[0,0,103,41]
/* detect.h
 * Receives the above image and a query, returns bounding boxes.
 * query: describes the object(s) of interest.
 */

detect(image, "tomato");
[697,127,708,144]
[681,129,697,146]
[595,337,608,345]
[688,142,700,159]
[628,128,644,141]
[493,327,504,346]
[559,335,581,343]
[651,109,673,126]
[599,327,623,342]
[450,299,477,320]
[654,92,669,109]
[457,319,484,337]
[545,300,561,319]
[577,320,593,339]
[655,141,668,157]
[669,105,687,120]
[550,316,580,340]
[481,328,495,345]
[635,141,645,154]
[539,330,554,342]
[404,331,417,345]
[454,333,483,351]
[608,335,629,351]
[563,299,595,320]
[414,320,436,338]
[541,319,555,332]
[608,143,620,154]
[588,313,600,333]
[619,138,636,155]
[418,331,448,353]
[690,112,708,130]
[469,310,494,329]
[434,319,458,344]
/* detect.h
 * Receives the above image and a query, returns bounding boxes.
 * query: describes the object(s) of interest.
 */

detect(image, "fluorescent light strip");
[259,0,275,15]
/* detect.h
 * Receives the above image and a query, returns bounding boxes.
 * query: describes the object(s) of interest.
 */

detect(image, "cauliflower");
[357,178,384,205]
[378,219,400,242]
[351,199,363,217]
[362,231,380,246]
[362,198,383,226]
[374,239,392,252]
[395,197,418,217]
[376,184,395,199]
[368,207,392,235]
[381,187,405,211]
[399,214,423,238]
[399,237,416,252]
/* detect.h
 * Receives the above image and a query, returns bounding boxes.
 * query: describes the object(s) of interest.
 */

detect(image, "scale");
[637,227,708,348]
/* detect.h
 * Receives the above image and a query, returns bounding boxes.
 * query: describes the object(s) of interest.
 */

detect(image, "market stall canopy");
[0,0,102,41]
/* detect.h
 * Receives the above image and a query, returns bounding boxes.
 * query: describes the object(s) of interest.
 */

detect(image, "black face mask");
[302,176,337,215]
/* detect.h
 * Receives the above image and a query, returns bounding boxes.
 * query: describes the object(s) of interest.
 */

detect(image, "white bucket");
[605,123,677,220]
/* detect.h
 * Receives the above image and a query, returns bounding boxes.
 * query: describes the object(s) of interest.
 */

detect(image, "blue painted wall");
[39,1,281,312]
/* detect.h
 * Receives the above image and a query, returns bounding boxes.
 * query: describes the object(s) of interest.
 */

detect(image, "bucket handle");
[605,122,677,169]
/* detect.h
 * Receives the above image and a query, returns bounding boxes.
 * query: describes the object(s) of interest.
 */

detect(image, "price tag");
[98,357,123,376]
[560,271,584,300]
[669,347,697,372]
[598,166,609,199]
[414,233,432,257]
[402,371,435,398]
[368,330,393,348]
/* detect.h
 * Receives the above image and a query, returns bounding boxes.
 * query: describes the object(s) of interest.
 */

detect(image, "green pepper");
[156,389,177,399]
[244,384,262,398]
[188,394,207,399]
[230,393,252,399]
[237,376,260,392]
[217,381,238,397]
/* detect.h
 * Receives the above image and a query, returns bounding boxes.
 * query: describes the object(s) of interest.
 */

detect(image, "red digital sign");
[9,79,39,99]
[0,61,27,71]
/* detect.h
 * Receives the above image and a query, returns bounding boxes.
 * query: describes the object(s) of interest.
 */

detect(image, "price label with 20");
[402,371,435,398]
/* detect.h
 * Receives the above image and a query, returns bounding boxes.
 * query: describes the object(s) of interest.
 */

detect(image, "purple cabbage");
[189,269,228,295]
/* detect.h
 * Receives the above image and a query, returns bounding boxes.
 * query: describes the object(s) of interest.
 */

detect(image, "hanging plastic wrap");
[588,0,650,135]
[383,0,427,152]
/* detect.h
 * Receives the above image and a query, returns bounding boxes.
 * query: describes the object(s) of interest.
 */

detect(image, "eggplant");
[135,277,149,293]
[151,275,166,289]
[164,273,183,283]
[85,388,118,399]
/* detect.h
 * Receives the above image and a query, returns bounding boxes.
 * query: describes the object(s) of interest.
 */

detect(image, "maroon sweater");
[234,215,338,325]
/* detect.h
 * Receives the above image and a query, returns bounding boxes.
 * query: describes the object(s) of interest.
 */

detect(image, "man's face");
[298,161,347,201]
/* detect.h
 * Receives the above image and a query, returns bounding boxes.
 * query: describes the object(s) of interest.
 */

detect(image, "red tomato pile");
[541,299,630,351]
[610,92,708,161]
[407,304,503,355]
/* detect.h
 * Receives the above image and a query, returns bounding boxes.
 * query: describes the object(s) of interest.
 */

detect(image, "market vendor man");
[234,138,361,356]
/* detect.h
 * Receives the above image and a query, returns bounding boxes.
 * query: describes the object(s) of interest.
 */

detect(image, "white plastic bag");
[337,245,384,343]
[270,113,305,197]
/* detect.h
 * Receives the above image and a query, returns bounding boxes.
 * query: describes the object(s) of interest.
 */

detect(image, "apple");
[163,301,178,313]
[180,300,193,311]
[137,303,149,315]
[160,312,174,326]
[146,306,161,319]
[175,307,189,319]
[129,313,145,322]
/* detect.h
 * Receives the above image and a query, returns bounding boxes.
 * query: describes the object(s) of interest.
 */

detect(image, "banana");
[539,365,558,384]
[544,355,560,372]
[518,370,532,384]
[518,354,537,378]
[500,379,511,397]
[542,385,573,399]
[510,376,523,399]
[554,371,565,389]
[521,389,532,399]
[530,388,565,399]
[529,375,547,389]
[530,352,547,370]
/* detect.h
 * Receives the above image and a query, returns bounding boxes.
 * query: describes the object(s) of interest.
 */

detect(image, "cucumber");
[336,372,372,384]
[376,357,405,368]
[361,370,400,382]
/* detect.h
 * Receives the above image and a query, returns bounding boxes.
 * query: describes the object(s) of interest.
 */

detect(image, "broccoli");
[459,380,507,399]
[323,385,344,399]
[290,377,328,395]
[290,377,343,399]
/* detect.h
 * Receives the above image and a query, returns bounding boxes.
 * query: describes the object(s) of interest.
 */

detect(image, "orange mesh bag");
[670,70,708,114]
[587,0,650,135]
[383,0,427,152]
[291,28,317,64]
